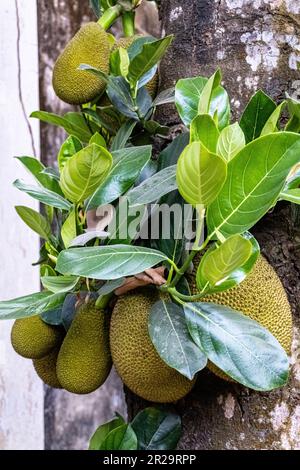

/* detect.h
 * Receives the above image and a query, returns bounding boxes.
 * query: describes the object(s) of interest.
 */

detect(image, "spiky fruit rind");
[110,288,195,403]
[190,255,293,381]
[11,316,64,359]
[53,23,110,105]
[33,347,62,389]
[57,302,112,394]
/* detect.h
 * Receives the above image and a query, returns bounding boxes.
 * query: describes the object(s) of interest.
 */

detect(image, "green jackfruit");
[110,288,195,403]
[57,302,112,394]
[53,23,111,105]
[190,255,293,381]
[11,316,64,359]
[33,347,62,389]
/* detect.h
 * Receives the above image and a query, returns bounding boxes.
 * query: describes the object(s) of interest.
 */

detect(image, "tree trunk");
[126,0,300,450]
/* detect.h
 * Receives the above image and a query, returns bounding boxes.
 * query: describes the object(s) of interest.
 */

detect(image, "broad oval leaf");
[60,143,112,203]
[184,302,289,391]
[31,111,92,143]
[240,90,276,143]
[190,114,219,152]
[87,146,151,210]
[56,245,169,280]
[89,416,125,450]
[110,120,136,151]
[261,101,286,136]
[280,188,300,204]
[176,142,227,207]
[99,424,138,450]
[128,165,177,207]
[41,275,79,294]
[217,122,245,161]
[198,69,222,115]
[14,179,72,211]
[0,291,66,320]
[61,209,77,249]
[41,307,63,326]
[196,233,259,293]
[158,132,190,170]
[89,132,107,148]
[107,76,152,119]
[16,156,62,194]
[148,300,207,380]
[207,132,300,239]
[58,135,82,172]
[15,206,51,240]
[131,408,181,450]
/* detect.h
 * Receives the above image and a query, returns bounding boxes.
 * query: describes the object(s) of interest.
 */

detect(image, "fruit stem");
[122,11,136,37]
[95,293,112,309]
[98,5,123,30]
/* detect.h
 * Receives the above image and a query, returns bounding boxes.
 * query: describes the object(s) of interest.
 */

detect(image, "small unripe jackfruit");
[33,347,62,389]
[53,23,111,105]
[190,255,293,381]
[11,316,64,359]
[110,288,195,403]
[57,302,112,394]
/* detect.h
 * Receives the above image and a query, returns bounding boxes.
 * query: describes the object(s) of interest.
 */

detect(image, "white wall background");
[0,0,44,450]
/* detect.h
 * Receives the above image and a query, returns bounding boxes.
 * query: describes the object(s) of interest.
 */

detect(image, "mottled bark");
[126,0,300,450]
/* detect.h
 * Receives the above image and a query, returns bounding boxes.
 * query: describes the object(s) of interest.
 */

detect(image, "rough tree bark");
[126,0,300,450]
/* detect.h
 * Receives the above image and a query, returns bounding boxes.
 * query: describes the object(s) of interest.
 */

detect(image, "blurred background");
[0,0,160,450]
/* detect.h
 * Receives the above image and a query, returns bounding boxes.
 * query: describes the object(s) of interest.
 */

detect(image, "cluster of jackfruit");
[52,24,158,105]
[11,302,111,394]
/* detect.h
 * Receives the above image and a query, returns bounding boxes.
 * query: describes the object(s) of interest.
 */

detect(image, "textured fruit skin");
[110,288,195,403]
[190,255,293,381]
[11,316,64,359]
[33,347,62,389]
[57,302,112,394]
[53,23,111,105]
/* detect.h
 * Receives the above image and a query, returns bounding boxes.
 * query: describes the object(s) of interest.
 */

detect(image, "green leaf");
[143,121,170,136]
[41,275,79,293]
[56,245,169,280]
[196,233,259,293]
[41,168,60,182]
[261,101,286,136]
[58,136,83,173]
[286,96,300,132]
[16,156,62,194]
[107,76,152,119]
[40,265,57,277]
[176,142,227,207]
[217,122,245,161]
[78,63,109,82]
[61,209,77,248]
[110,119,136,151]
[97,278,125,296]
[0,291,66,320]
[15,206,51,240]
[13,180,72,211]
[89,132,107,148]
[132,408,181,450]
[158,133,190,170]
[110,47,130,77]
[198,69,222,115]
[175,76,230,129]
[128,165,177,206]
[207,132,300,239]
[60,144,112,203]
[128,36,173,86]
[41,308,63,326]
[148,300,207,380]
[190,114,220,152]
[240,90,276,143]
[31,111,92,143]
[153,87,175,106]
[98,424,138,450]
[89,416,126,450]
[87,146,151,209]
[284,165,300,190]
[280,188,300,204]
[89,0,101,18]
[184,302,289,391]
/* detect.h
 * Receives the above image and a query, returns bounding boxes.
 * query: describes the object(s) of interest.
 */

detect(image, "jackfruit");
[110,288,195,403]
[11,316,64,359]
[53,23,111,105]
[33,347,62,389]
[190,255,293,381]
[57,301,111,394]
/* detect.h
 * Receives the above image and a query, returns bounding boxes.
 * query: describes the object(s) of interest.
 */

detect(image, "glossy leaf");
[176,142,227,207]
[89,416,126,450]
[198,69,222,115]
[286,96,300,132]
[110,47,130,77]
[184,302,289,391]
[158,133,189,170]
[128,36,173,86]
[128,165,177,206]
[217,122,245,161]
[41,275,79,294]
[15,206,51,240]
[16,156,62,194]
[89,132,107,148]
[60,144,112,203]
[153,87,175,106]
[110,120,136,151]
[143,121,170,136]
[196,233,258,293]
[280,188,300,204]
[132,408,181,450]
[98,424,138,450]
[97,278,125,296]
[149,300,207,379]
[0,291,66,320]
[240,90,276,143]
[14,179,72,211]
[41,308,63,326]
[56,245,169,280]
[261,101,286,136]
[61,209,77,249]
[87,146,151,209]
[207,133,300,239]
[69,230,109,247]
[31,111,92,143]
[190,114,220,152]
[58,136,83,172]
[107,76,152,119]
